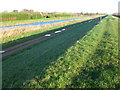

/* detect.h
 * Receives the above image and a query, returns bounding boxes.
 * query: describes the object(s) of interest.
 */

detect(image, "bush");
[31,13,42,19]
[1,13,30,21]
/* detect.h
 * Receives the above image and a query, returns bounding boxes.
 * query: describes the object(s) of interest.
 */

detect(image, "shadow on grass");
[67,31,118,88]
[2,17,101,88]
[67,63,118,88]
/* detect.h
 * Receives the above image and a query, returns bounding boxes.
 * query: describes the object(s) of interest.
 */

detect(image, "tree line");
[1,9,104,21]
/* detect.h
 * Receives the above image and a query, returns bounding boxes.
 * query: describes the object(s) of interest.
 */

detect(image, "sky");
[0,0,119,14]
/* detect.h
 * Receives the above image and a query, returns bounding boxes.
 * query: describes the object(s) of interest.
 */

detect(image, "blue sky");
[0,0,119,14]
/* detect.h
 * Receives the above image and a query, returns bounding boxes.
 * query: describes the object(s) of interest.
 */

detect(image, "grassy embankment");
[1,15,101,49]
[2,15,101,88]
[24,16,119,88]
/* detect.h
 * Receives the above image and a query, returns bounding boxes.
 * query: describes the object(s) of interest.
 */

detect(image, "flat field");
[1,16,91,27]
[2,16,119,88]
[1,16,99,49]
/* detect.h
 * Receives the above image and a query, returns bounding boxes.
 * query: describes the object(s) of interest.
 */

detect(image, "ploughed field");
[2,16,119,88]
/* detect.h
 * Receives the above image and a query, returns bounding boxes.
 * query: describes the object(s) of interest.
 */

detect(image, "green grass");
[1,12,72,22]
[2,16,99,49]
[23,16,119,88]
[2,16,101,88]
[1,16,90,27]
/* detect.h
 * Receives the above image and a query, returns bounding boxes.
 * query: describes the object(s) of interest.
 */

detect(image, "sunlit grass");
[24,16,119,88]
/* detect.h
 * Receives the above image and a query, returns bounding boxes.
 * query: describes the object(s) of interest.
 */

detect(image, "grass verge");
[24,16,119,88]
[2,16,101,88]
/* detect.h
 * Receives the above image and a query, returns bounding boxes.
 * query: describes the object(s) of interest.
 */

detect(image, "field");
[25,16,119,88]
[1,12,72,22]
[1,16,89,27]
[1,16,100,49]
[2,16,119,88]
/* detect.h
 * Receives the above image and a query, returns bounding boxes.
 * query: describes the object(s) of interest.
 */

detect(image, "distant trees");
[80,12,83,15]
[21,9,34,14]
[1,9,104,21]
[13,10,18,13]
[1,9,43,21]
[31,13,42,19]
[1,13,29,21]
[82,12,102,16]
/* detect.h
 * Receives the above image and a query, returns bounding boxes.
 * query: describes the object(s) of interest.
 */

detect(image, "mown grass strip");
[69,17,119,88]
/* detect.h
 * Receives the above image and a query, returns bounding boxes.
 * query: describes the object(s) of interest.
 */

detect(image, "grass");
[2,16,101,88]
[23,16,119,88]
[1,16,101,49]
[1,16,93,27]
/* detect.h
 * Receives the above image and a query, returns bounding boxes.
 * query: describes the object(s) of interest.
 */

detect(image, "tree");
[96,12,99,15]
[21,9,29,13]
[81,12,83,15]
[13,10,18,13]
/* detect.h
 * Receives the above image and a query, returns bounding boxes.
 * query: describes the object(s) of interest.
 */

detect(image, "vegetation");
[2,16,100,88]
[1,9,105,22]
[31,13,42,19]
[1,16,100,49]
[1,13,73,21]
[1,13,31,21]
[24,16,119,88]
[1,12,71,21]
[1,16,92,27]
[44,14,71,18]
